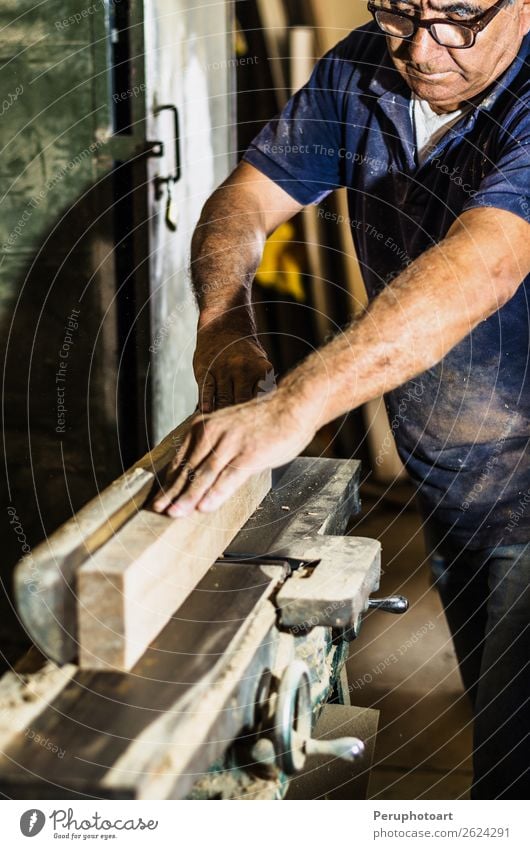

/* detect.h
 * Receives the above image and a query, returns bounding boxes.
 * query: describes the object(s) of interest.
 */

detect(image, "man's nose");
[406,25,446,64]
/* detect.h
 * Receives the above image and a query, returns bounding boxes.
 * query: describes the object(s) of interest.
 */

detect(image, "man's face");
[384,0,530,112]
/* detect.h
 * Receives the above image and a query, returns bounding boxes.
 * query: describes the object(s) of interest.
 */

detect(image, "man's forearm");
[188,162,305,410]
[277,213,521,430]
[191,188,266,331]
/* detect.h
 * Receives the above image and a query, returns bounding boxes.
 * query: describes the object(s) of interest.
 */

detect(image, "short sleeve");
[242,48,347,206]
[463,101,530,224]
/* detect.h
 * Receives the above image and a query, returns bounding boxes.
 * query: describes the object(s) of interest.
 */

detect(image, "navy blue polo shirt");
[243,23,530,549]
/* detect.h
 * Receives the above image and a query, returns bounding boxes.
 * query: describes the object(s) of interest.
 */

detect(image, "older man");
[153,1,530,797]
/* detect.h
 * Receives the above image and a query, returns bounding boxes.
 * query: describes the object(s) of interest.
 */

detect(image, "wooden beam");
[77,470,272,671]
[14,416,194,665]
[0,649,76,754]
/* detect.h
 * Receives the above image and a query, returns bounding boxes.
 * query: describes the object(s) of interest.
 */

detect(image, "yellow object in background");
[255,222,306,302]
[234,19,248,56]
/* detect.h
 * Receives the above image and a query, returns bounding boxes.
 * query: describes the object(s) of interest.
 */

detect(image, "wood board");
[14,415,196,665]
[77,469,272,670]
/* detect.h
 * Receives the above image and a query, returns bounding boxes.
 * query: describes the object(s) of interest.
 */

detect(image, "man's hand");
[151,392,317,518]
[194,316,274,412]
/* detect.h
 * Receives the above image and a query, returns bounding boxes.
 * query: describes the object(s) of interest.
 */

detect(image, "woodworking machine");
[0,422,408,800]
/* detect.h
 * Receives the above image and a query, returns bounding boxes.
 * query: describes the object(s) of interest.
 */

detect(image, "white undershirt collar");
[410,94,473,166]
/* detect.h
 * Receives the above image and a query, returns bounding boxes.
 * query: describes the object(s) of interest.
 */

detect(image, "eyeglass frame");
[367,0,513,49]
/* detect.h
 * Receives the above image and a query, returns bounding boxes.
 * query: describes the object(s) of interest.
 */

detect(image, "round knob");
[272,661,366,775]
[368,595,409,614]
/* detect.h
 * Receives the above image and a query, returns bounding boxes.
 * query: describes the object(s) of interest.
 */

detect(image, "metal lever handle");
[154,104,182,185]
[368,595,409,614]
[153,105,182,232]
[304,735,365,762]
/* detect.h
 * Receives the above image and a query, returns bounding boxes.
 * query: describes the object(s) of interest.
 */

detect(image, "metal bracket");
[275,536,381,632]
[144,140,164,158]
[224,535,382,634]
[222,551,317,575]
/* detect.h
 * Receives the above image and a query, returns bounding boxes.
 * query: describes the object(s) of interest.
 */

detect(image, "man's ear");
[521,0,530,36]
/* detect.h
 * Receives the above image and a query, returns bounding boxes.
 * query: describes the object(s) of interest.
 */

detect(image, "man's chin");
[407,74,465,108]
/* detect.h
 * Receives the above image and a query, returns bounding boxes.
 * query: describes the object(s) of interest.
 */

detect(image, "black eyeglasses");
[368,0,512,48]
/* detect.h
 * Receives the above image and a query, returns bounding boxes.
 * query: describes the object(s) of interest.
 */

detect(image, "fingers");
[166,440,240,518]
[215,375,234,409]
[197,460,252,514]
[233,378,255,405]
[150,430,193,513]
[234,361,274,405]
[151,422,218,513]
[150,415,254,518]
[151,392,289,519]
[197,372,216,414]
[252,364,276,398]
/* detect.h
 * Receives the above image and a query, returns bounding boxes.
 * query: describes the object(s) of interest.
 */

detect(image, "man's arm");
[279,206,530,425]
[153,205,530,517]
[191,161,303,410]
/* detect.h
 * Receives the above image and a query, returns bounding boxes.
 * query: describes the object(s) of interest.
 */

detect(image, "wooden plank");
[0,563,283,800]
[0,649,76,755]
[256,0,289,103]
[14,416,196,665]
[77,470,272,670]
